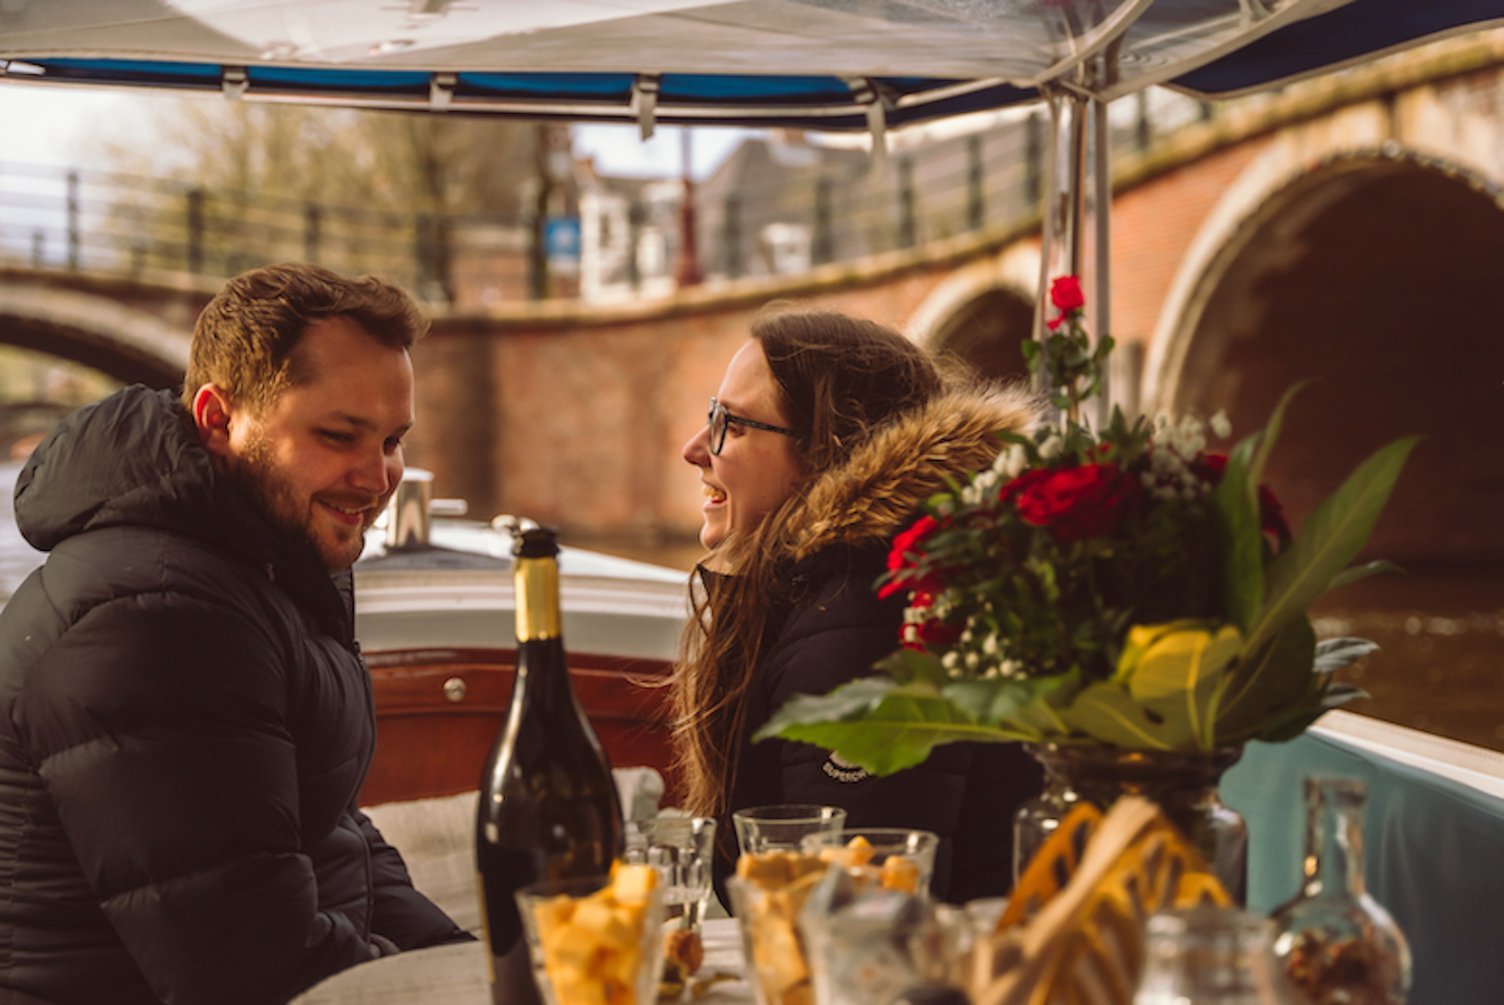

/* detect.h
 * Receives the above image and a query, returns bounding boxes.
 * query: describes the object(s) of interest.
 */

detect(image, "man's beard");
[220,431,373,573]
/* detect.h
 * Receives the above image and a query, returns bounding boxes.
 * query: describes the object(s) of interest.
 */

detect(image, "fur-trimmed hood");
[776,384,1039,563]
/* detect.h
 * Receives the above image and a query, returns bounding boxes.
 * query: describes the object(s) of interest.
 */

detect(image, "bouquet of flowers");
[760,276,1416,774]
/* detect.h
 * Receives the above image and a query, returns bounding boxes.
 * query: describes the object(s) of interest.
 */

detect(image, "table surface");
[292,918,751,1004]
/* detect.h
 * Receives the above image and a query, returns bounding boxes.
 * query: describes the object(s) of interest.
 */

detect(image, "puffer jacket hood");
[15,385,351,642]
[16,385,219,553]
[775,384,1039,563]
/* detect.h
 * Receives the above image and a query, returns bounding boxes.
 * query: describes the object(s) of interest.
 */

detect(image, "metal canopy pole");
[1088,44,1120,431]
[1032,38,1122,432]
[1033,83,1088,415]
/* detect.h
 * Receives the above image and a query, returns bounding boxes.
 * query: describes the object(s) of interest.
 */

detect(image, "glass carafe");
[1134,906,1303,1004]
[1268,776,1411,1005]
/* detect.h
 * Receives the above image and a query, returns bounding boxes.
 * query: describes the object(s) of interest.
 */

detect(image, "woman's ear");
[191,384,236,458]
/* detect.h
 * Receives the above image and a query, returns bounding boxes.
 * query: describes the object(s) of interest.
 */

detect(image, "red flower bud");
[1050,275,1085,313]
[879,514,943,599]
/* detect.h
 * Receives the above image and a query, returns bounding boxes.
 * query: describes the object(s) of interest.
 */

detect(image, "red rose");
[879,514,942,599]
[1197,453,1290,540]
[1001,463,1138,542]
[1050,275,1085,313]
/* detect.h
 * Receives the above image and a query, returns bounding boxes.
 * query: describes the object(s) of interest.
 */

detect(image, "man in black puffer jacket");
[0,264,469,1004]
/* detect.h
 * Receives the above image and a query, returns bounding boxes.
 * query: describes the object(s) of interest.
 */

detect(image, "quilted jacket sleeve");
[354,810,474,948]
[757,573,979,883]
[15,588,380,1004]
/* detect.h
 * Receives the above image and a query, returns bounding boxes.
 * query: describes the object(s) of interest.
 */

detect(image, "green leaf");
[1246,382,1307,489]
[942,673,1073,729]
[1313,636,1379,674]
[873,648,947,687]
[754,678,1027,775]
[1241,681,1367,743]
[1124,623,1242,750]
[1246,436,1420,656]
[1213,617,1316,743]
[1328,560,1403,591]
[757,676,901,733]
[1212,435,1264,633]
[1057,682,1179,751]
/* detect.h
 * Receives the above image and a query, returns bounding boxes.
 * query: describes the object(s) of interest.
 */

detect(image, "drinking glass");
[624,815,717,931]
[727,874,817,1005]
[515,872,665,1005]
[798,827,940,896]
[732,803,847,855]
[1133,906,1304,1005]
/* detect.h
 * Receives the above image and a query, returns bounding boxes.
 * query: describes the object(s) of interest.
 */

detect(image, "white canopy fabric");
[3,0,1502,128]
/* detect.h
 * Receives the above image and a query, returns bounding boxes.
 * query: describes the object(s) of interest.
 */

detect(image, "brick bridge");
[4,34,1503,571]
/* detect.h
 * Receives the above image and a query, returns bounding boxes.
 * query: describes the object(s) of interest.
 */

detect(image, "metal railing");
[0,91,1215,304]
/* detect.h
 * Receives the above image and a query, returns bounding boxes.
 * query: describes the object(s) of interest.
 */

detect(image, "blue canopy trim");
[4,2,1504,127]
[1170,0,1504,97]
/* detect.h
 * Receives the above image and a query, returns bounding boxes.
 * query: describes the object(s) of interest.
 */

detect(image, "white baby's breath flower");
[1210,409,1231,439]
[1038,435,1062,461]
[993,443,1028,479]
[982,633,999,656]
[942,651,960,671]
[964,652,980,671]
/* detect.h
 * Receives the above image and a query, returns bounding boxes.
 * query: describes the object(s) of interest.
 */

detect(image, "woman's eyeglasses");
[707,397,796,456]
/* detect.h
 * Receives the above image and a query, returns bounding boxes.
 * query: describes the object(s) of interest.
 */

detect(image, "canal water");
[2,461,1500,754]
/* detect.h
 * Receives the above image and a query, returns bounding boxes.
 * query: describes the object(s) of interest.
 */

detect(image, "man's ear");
[191,384,236,458]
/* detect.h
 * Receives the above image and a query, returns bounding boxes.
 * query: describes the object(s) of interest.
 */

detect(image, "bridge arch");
[0,281,188,388]
[1149,144,1504,563]
[907,243,1040,382]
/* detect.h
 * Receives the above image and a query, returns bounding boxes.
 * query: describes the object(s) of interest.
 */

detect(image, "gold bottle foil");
[514,557,561,641]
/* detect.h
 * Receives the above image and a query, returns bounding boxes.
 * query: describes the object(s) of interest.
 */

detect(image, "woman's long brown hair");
[669,306,948,817]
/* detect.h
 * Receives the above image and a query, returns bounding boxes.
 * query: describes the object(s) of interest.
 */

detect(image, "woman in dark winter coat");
[673,307,1044,905]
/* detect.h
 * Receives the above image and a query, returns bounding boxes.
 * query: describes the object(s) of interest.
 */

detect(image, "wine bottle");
[475,527,625,1005]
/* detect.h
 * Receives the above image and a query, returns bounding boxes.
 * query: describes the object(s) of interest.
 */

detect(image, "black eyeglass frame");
[707,397,797,456]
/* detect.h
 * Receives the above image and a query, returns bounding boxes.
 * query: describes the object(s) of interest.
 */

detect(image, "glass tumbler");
[798,827,940,896]
[1134,906,1304,1005]
[515,872,665,1005]
[732,803,846,855]
[624,815,717,931]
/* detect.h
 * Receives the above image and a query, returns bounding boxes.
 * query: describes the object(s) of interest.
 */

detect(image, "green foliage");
[1245,436,1419,658]
[761,278,1415,772]
[753,677,1030,775]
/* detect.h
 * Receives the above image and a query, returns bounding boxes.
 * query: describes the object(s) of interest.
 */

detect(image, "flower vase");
[1268,776,1411,1004]
[1014,744,1249,904]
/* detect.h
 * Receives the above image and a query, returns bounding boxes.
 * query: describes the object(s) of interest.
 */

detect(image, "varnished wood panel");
[361,647,681,807]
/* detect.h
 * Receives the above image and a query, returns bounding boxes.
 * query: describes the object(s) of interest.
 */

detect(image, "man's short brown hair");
[182,263,428,412]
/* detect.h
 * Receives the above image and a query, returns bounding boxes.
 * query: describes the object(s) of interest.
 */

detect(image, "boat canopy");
[3,1,1503,130]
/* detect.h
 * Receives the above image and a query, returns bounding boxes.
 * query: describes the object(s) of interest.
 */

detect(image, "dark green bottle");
[474,527,625,1005]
